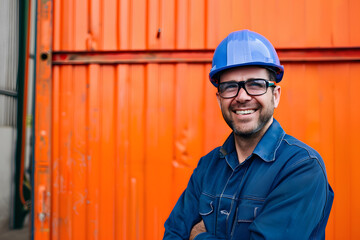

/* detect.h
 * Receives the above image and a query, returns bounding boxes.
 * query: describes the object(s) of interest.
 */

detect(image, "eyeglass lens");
[218,79,272,98]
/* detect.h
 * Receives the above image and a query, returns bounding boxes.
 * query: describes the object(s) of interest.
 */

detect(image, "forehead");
[220,66,268,82]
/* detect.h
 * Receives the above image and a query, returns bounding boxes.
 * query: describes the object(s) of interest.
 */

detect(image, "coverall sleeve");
[248,157,330,240]
[192,232,225,240]
[163,157,223,240]
[163,158,202,239]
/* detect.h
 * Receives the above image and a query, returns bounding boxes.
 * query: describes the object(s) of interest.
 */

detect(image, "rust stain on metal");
[52,50,214,64]
[51,48,360,65]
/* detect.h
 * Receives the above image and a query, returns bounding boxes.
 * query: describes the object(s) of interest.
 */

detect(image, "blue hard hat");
[209,30,284,86]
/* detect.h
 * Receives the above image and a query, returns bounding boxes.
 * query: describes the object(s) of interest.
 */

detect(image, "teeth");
[236,110,255,115]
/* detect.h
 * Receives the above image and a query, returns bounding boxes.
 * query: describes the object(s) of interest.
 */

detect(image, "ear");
[273,85,281,108]
[216,92,221,108]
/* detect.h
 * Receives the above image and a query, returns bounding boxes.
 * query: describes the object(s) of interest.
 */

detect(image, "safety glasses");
[218,79,276,99]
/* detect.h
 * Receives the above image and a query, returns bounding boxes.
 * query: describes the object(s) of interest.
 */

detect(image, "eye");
[221,82,238,91]
[246,79,266,89]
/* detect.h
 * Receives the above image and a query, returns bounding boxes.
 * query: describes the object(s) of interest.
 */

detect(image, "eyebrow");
[220,78,268,83]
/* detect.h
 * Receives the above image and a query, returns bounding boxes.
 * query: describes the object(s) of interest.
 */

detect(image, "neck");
[234,135,261,164]
[234,118,273,163]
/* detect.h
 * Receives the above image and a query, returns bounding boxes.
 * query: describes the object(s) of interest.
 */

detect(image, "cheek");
[218,98,232,110]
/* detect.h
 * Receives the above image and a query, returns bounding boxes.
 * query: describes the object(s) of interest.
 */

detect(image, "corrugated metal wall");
[34,0,360,239]
[51,0,360,51]
[48,63,224,240]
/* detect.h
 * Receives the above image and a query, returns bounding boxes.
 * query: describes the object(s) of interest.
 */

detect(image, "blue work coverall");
[164,119,334,240]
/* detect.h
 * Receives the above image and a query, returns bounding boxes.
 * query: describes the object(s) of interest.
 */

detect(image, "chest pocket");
[199,193,216,235]
[230,204,261,239]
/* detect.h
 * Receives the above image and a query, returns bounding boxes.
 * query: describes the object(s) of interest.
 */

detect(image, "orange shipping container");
[34,0,360,239]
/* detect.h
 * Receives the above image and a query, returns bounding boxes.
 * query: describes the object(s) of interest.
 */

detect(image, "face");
[216,66,281,138]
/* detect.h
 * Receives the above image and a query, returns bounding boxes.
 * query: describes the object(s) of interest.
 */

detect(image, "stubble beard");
[222,102,275,139]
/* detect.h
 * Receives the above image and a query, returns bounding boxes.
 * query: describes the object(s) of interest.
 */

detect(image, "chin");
[233,127,260,138]
[232,119,271,138]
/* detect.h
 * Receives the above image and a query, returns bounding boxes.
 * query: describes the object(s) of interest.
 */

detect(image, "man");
[163,30,334,240]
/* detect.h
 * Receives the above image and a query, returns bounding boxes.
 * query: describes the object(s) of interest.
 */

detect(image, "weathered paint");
[51,48,360,65]
[34,0,52,238]
[52,0,360,51]
[34,0,360,239]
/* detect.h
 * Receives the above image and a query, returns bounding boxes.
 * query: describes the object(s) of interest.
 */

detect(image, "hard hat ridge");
[209,30,284,87]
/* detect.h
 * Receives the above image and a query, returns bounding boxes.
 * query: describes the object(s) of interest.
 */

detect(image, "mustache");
[229,103,259,110]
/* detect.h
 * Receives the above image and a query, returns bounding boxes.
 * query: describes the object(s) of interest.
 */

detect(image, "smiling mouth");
[235,110,255,115]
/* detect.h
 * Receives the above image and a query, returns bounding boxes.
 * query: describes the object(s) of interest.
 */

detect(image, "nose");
[235,87,252,102]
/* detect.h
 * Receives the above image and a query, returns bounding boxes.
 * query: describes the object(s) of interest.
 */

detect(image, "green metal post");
[13,0,31,229]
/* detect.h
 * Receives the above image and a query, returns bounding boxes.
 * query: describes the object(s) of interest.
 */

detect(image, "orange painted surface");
[34,0,52,239]
[34,0,360,239]
[52,0,360,51]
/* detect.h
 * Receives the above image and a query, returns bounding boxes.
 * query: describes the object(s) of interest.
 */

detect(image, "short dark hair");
[267,68,276,82]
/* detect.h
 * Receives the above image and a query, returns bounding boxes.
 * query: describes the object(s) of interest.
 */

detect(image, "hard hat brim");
[209,62,284,87]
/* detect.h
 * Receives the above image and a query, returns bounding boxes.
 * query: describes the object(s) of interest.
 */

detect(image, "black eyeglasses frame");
[217,79,276,99]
